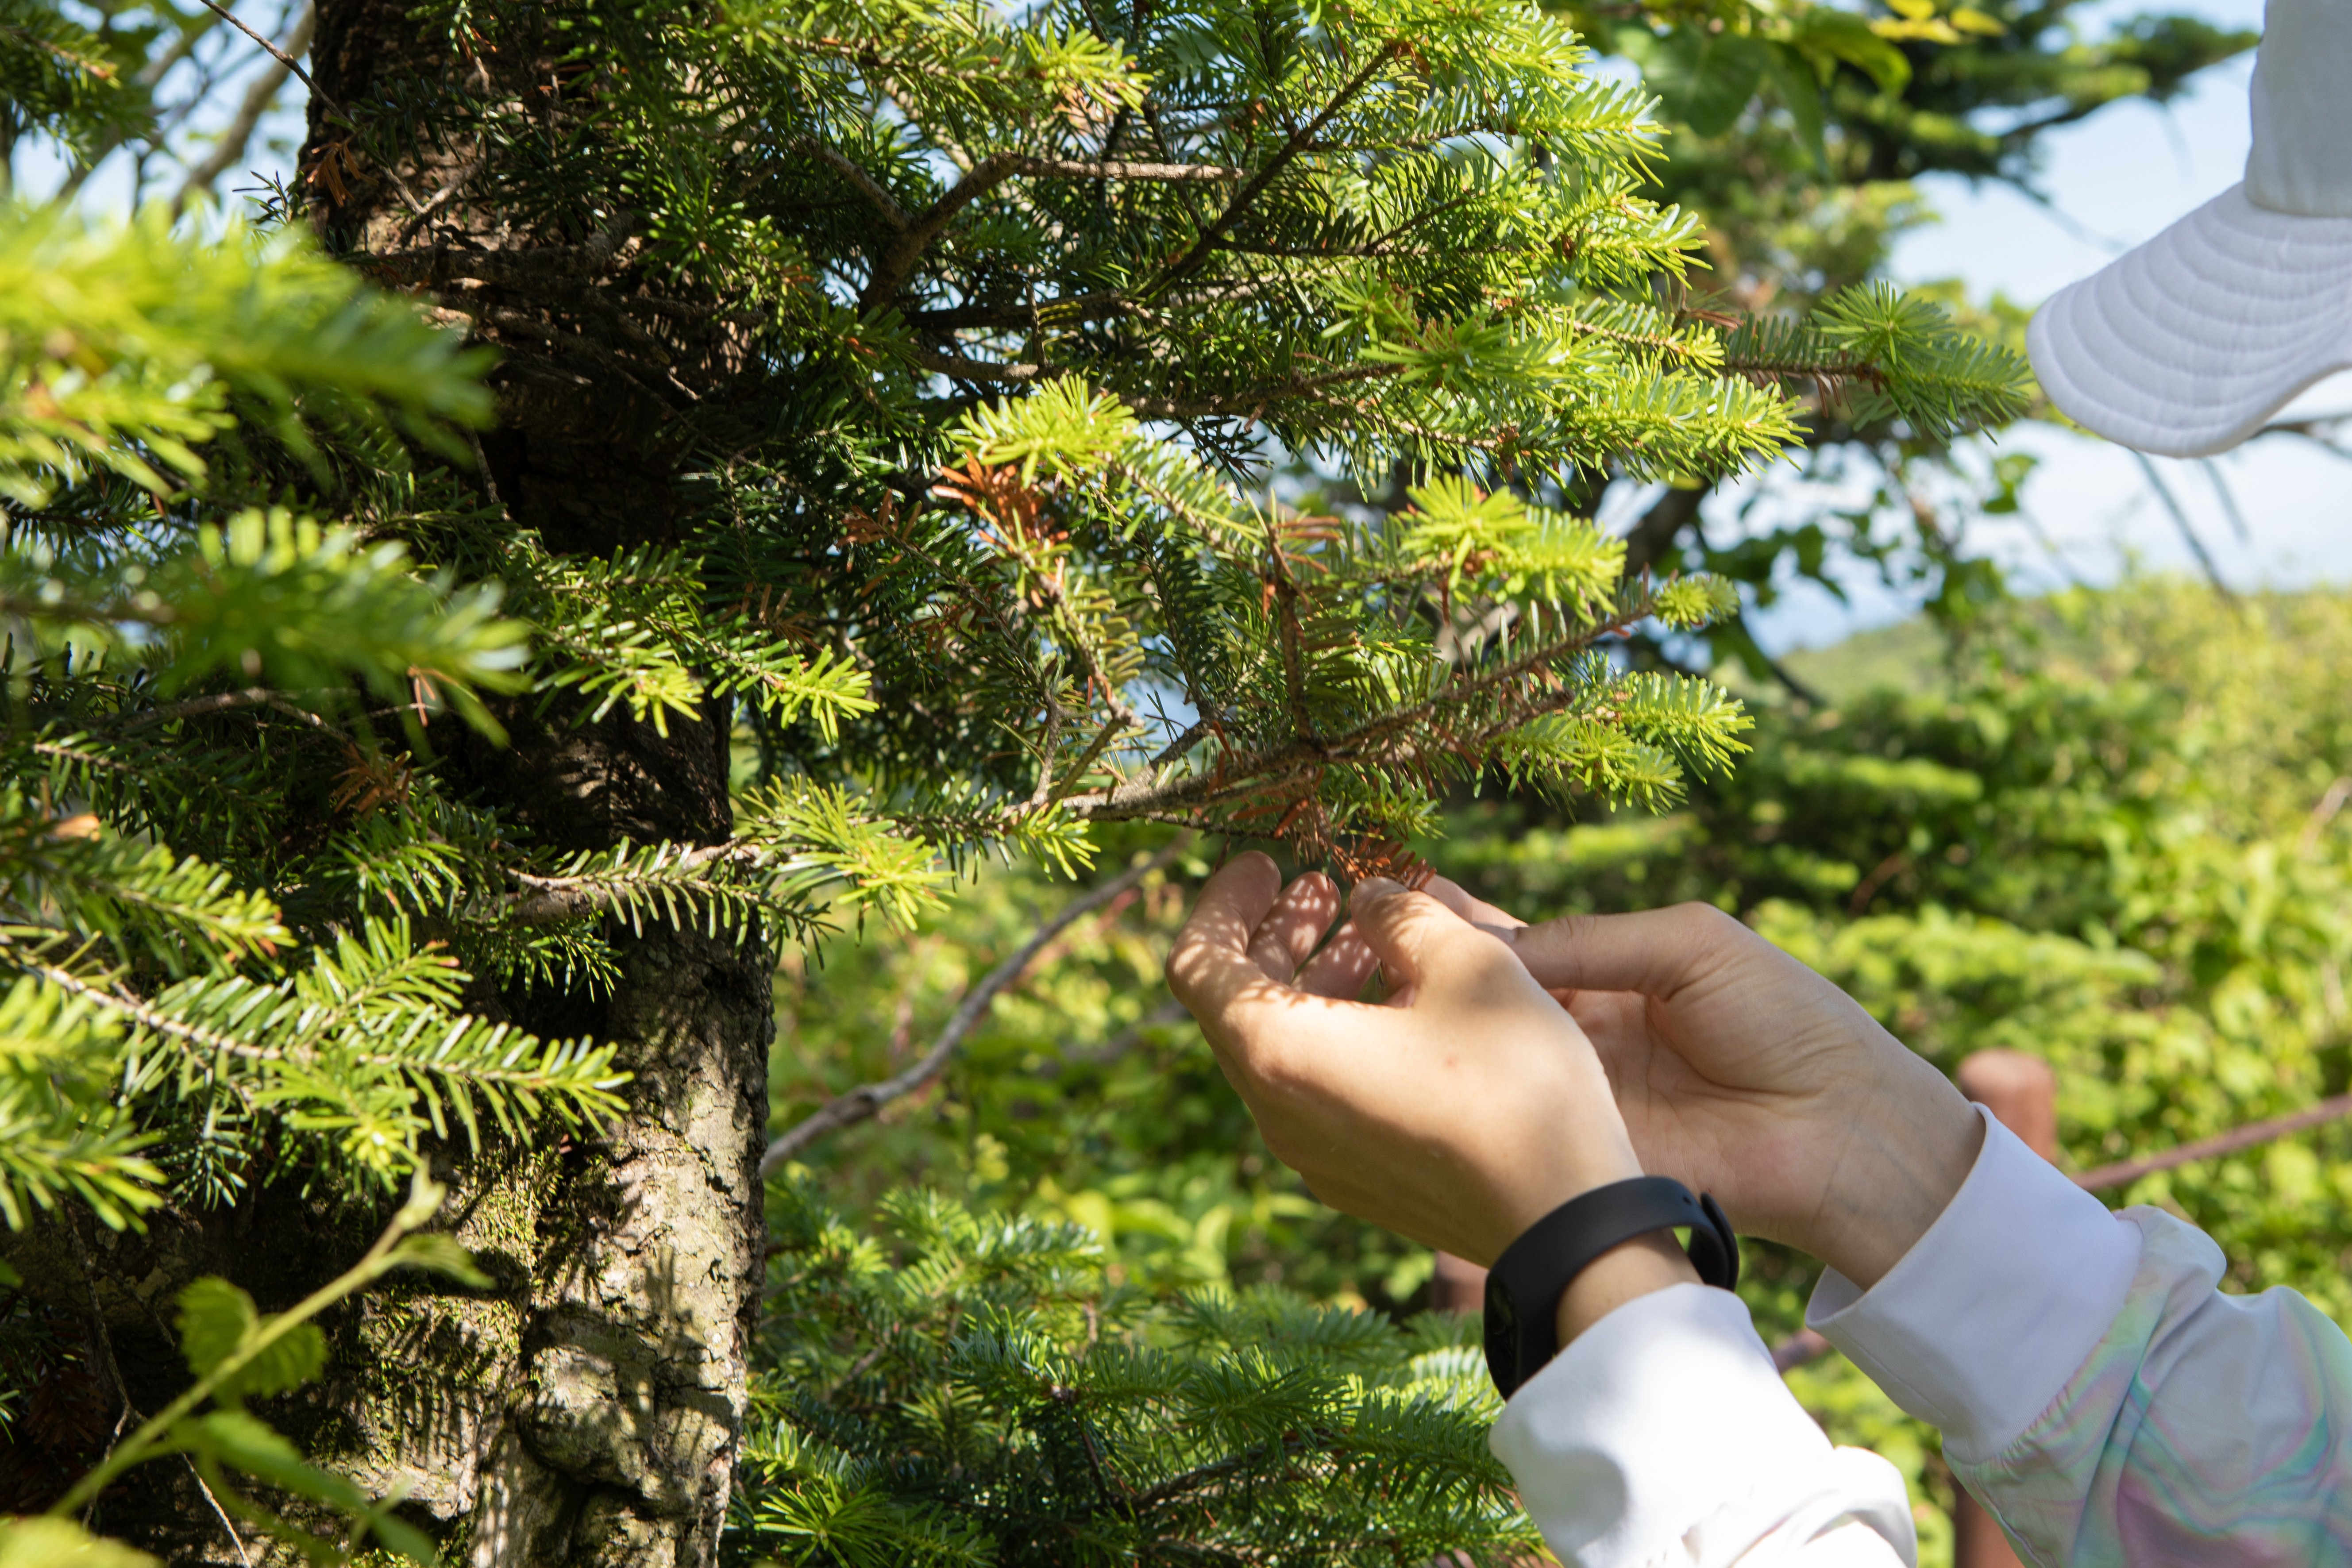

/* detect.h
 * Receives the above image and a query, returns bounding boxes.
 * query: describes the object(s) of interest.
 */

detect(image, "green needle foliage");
[0,205,494,503]
[323,0,2031,880]
[0,0,2037,1558]
[744,1179,1533,1567]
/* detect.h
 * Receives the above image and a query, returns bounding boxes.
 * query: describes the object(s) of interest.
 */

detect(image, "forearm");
[1813,1109,2352,1564]
[1961,1217,2352,1564]
[1496,1284,1918,1568]
[1556,1230,1699,1344]
[1797,1047,1985,1288]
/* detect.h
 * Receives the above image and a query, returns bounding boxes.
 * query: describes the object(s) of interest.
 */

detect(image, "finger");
[1296,916,1377,998]
[1165,852,1286,1024]
[1350,885,1522,1001]
[1245,872,1340,983]
[1420,872,1526,936]
[1504,902,1745,998]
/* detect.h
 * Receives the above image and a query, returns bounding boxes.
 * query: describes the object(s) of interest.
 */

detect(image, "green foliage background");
[775,580,2352,1565]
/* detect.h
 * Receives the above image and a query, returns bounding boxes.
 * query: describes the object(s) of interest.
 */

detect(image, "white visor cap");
[2025,0,2352,458]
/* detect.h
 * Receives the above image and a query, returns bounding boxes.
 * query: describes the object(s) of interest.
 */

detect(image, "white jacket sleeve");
[1810,1104,2352,1565]
[1489,1282,1918,1568]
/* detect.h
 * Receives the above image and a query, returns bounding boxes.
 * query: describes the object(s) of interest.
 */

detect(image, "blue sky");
[1741,0,2352,651]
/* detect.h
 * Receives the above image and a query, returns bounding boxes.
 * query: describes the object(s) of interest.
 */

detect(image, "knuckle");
[1672,900,1743,940]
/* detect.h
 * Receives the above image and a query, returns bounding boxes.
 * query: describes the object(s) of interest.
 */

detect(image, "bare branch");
[1619,483,1706,578]
[362,212,638,291]
[859,152,1027,310]
[2131,450,2237,604]
[190,0,338,118]
[908,292,1132,332]
[905,343,1049,384]
[176,3,316,214]
[760,835,1191,1174]
[796,139,912,229]
[396,156,486,244]
[1021,156,1244,181]
[858,152,1248,310]
[2072,1092,2352,1193]
[109,686,341,735]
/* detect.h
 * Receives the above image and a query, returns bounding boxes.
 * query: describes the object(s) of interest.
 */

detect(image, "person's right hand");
[1490,901,1984,1289]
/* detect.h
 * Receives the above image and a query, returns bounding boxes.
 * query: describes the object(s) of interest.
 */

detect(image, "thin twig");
[2071,1093,2352,1193]
[1140,42,1405,301]
[759,835,1191,1175]
[798,139,912,229]
[2198,458,2254,547]
[174,3,315,213]
[1057,996,1188,1070]
[62,1207,128,1526]
[2131,450,2236,603]
[186,1457,256,1566]
[396,156,485,244]
[110,687,340,733]
[191,0,339,117]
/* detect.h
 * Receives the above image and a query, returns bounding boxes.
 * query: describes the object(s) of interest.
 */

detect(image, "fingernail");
[1350,876,1404,909]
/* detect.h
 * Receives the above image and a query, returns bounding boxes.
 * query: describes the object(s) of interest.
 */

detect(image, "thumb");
[1351,883,1523,1002]
[1503,903,1745,997]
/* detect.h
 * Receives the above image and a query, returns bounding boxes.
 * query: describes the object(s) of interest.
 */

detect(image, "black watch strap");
[1481,1176,1739,1399]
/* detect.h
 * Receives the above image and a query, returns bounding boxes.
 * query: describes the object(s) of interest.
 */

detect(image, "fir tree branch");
[1068,601,1656,821]
[505,843,744,924]
[1139,40,1407,301]
[797,139,911,229]
[860,153,1249,309]
[759,836,1189,1175]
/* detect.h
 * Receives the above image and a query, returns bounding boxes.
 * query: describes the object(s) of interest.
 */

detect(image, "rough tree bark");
[304,4,775,1560]
[1,4,773,1562]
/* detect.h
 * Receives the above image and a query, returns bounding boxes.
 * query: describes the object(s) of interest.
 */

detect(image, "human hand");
[1466,891,1983,1290]
[1166,853,1696,1340]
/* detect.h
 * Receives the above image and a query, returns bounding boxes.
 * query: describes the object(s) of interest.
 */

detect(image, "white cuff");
[1806,1103,2142,1463]
[1491,1283,1917,1568]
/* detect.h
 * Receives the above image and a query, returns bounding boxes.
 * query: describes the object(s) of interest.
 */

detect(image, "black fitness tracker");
[1482,1176,1739,1398]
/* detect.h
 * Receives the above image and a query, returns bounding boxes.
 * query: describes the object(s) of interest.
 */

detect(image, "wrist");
[1553,1229,1700,1345]
[1803,1059,1984,1288]
[1505,1144,1644,1257]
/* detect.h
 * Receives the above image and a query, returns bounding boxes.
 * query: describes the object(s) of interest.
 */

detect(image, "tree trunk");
[1,5,773,1561]
[305,4,775,1559]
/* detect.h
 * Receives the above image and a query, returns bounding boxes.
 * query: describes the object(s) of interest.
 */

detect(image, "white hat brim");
[2026,183,2352,458]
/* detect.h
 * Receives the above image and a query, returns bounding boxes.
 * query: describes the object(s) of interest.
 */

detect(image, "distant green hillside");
[1778,617,1951,702]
